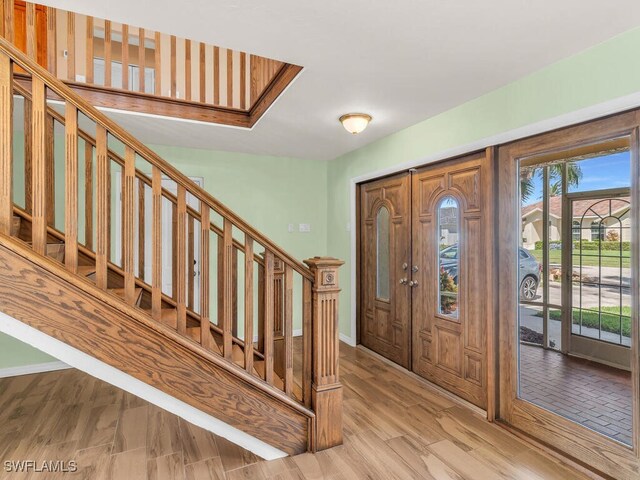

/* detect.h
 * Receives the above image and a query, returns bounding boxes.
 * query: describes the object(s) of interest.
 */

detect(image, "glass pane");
[438,196,459,318]
[518,142,633,447]
[375,206,390,301]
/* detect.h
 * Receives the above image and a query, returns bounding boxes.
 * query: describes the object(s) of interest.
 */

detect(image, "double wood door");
[359,151,491,408]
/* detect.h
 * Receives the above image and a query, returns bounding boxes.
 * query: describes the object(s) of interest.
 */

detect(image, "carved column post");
[304,256,344,451]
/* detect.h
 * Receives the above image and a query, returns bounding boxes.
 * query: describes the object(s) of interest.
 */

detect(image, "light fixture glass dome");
[339,113,372,134]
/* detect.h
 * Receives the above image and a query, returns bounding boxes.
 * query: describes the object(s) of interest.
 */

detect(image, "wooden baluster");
[187,214,194,310]
[213,46,219,105]
[200,204,213,349]
[104,20,111,87]
[84,142,93,249]
[121,24,129,90]
[66,12,75,81]
[45,115,54,226]
[2,0,13,43]
[170,35,176,98]
[137,177,145,277]
[0,0,3,38]
[263,250,274,385]
[85,16,93,83]
[199,42,205,103]
[273,258,285,380]
[154,32,161,95]
[31,76,46,255]
[302,278,312,408]
[257,260,264,352]
[185,38,191,101]
[123,146,135,305]
[46,7,55,75]
[23,97,31,213]
[64,103,78,273]
[46,7,58,76]
[137,28,145,93]
[284,264,293,396]
[151,166,162,319]
[221,218,233,359]
[25,3,35,60]
[176,184,187,334]
[0,53,12,236]
[244,236,254,373]
[304,257,344,451]
[226,49,233,107]
[95,125,108,290]
[240,51,246,110]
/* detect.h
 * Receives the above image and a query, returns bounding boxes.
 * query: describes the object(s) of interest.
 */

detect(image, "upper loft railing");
[0,34,341,451]
[0,0,302,127]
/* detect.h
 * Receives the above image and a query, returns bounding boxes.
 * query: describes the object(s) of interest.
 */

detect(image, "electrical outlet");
[288,224,294,233]
[299,223,311,233]
[346,222,351,231]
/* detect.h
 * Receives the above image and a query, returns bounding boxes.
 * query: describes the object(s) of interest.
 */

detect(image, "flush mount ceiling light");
[339,113,372,135]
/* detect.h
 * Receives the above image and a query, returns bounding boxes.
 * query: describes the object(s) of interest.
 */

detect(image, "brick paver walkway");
[520,344,632,446]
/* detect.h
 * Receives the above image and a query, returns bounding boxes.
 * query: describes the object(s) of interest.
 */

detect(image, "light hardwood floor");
[0,343,593,480]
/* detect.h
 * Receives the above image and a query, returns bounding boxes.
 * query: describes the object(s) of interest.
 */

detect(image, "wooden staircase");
[0,37,343,456]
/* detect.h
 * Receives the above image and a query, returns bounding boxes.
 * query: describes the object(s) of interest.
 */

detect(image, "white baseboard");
[0,312,287,460]
[0,360,71,378]
[339,333,356,347]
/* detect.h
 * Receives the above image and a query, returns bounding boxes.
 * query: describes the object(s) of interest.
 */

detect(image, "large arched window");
[376,206,390,301]
[437,196,459,318]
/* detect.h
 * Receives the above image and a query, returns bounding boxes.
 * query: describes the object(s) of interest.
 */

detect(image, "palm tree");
[521,162,582,202]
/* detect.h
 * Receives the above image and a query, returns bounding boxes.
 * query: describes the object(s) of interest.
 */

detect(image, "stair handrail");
[0,36,313,281]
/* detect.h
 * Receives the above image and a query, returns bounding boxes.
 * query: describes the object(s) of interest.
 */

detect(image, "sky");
[522,151,631,206]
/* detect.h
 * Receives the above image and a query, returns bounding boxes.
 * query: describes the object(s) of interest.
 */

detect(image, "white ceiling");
[39,1,640,161]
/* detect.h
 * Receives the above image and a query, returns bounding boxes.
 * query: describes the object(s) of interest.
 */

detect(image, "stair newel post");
[304,256,344,451]
[0,52,12,236]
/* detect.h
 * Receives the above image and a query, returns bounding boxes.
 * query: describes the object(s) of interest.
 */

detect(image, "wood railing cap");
[303,257,345,269]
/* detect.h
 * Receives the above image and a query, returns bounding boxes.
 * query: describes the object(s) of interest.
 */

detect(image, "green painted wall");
[327,26,640,338]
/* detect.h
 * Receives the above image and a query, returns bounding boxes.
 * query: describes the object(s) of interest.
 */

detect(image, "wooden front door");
[411,152,489,408]
[359,173,412,368]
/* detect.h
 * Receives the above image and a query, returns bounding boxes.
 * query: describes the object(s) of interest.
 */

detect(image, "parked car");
[439,245,540,300]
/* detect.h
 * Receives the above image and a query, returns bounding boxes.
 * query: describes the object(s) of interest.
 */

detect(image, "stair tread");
[108,287,143,307]
[253,360,285,390]
[77,265,97,277]
[11,216,20,236]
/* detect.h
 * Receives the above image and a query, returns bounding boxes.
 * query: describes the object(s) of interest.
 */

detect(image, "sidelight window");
[437,196,459,318]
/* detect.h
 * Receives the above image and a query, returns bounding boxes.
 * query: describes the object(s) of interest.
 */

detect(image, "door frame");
[563,187,632,369]
[355,148,498,419]
[497,110,640,479]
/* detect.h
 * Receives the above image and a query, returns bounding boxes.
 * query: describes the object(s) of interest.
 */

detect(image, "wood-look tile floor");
[0,343,593,480]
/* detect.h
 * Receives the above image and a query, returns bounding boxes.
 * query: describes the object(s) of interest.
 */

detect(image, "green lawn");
[546,307,631,337]
[529,249,630,268]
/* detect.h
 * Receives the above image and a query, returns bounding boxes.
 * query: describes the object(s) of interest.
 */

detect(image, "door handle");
[399,278,408,285]
[409,280,419,287]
